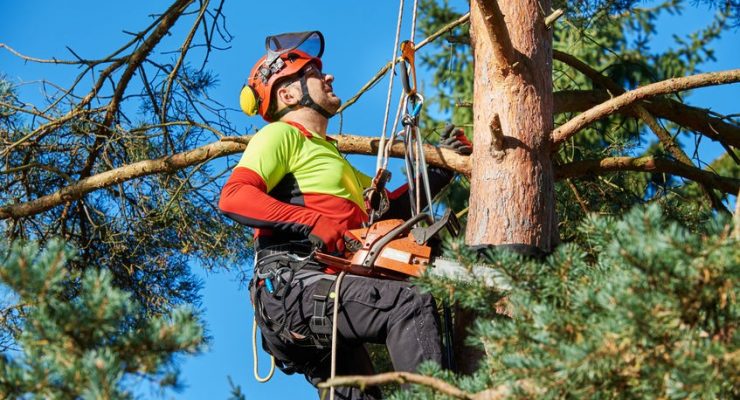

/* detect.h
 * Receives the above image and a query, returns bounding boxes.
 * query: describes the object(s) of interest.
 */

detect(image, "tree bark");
[467,0,557,252]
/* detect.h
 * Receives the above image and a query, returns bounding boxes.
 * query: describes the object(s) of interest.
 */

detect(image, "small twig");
[566,179,589,214]
[0,43,82,64]
[733,188,740,240]
[161,0,210,125]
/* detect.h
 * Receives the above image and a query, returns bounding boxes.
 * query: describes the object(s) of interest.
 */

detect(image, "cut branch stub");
[489,114,505,161]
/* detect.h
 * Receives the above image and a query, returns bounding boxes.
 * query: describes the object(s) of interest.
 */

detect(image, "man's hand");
[308,215,361,254]
[440,124,472,155]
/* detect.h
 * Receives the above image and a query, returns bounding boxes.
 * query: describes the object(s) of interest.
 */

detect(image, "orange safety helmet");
[240,31,326,122]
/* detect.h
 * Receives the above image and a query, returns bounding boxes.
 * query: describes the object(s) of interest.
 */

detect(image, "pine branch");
[319,372,535,400]
[552,69,740,146]
[0,135,244,220]
[160,0,210,125]
[0,134,470,219]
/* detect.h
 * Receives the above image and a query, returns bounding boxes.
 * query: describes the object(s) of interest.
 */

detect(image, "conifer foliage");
[409,205,738,399]
[0,240,203,399]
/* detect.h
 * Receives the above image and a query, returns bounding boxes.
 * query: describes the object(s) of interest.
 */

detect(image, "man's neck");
[280,109,328,138]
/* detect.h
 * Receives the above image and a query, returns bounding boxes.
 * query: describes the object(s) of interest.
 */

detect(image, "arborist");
[219,31,471,399]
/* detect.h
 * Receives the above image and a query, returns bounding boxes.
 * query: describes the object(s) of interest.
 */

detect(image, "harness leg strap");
[309,278,335,348]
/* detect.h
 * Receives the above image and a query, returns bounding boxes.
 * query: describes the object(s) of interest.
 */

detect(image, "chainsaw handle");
[361,213,433,268]
[411,208,461,244]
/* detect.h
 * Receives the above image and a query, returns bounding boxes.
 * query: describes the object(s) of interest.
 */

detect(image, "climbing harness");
[251,247,334,382]
[309,277,336,347]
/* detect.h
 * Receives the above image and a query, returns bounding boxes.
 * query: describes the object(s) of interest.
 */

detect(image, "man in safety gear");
[219,31,472,399]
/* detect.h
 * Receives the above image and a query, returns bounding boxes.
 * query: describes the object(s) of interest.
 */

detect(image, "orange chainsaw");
[315,209,460,279]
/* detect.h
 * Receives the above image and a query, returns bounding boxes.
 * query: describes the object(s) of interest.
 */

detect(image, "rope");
[336,13,470,114]
[410,0,419,43]
[329,271,347,400]
[381,91,406,172]
[379,0,420,174]
[377,0,406,173]
[252,316,276,383]
[329,3,418,397]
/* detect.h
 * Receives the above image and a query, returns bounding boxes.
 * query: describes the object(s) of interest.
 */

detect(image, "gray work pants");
[252,268,443,400]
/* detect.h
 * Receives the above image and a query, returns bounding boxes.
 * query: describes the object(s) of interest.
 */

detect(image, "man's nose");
[324,74,334,84]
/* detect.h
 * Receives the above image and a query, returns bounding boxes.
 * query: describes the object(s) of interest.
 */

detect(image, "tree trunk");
[466,0,557,253]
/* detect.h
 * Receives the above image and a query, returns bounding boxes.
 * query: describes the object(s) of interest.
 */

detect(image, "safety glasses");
[300,63,323,79]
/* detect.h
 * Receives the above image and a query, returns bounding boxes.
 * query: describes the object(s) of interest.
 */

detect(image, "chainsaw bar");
[429,257,510,289]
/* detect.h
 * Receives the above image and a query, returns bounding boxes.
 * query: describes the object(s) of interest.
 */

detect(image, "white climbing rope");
[377,0,406,173]
[252,316,276,383]
[329,271,347,400]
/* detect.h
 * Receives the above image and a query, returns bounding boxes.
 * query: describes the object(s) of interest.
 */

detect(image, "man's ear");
[275,83,300,107]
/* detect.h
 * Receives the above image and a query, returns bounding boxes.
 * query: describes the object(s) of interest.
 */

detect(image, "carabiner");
[406,93,424,118]
[399,40,418,96]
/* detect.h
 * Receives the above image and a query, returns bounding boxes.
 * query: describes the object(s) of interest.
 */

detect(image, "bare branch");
[0,43,84,64]
[556,156,740,194]
[161,0,210,124]
[552,69,740,146]
[318,371,476,400]
[79,0,196,178]
[3,134,736,220]
[554,50,730,212]
[553,90,740,148]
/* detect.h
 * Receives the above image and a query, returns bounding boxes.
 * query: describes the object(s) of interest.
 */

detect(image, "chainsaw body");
[315,209,459,279]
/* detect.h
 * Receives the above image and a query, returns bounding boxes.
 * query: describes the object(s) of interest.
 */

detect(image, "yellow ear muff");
[239,85,259,116]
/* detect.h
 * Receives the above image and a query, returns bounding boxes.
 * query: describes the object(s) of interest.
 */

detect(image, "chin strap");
[272,75,335,121]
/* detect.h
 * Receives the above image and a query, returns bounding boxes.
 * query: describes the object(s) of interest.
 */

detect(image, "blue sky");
[1,1,738,399]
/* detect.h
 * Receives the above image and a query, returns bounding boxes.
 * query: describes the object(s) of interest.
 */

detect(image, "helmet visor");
[265,31,324,62]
